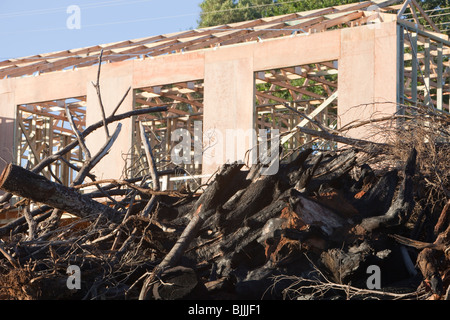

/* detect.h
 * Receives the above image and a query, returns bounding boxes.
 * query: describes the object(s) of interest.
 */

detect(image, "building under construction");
[0,0,448,200]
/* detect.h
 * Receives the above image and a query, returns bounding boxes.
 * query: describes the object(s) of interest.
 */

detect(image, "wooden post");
[424,38,431,107]
[437,42,443,111]
[411,31,418,106]
[397,24,405,112]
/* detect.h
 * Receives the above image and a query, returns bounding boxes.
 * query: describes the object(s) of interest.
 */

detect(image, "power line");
[0,0,306,36]
[0,0,305,20]
[2,1,447,21]
[4,1,447,54]
[0,10,199,37]
[81,0,310,29]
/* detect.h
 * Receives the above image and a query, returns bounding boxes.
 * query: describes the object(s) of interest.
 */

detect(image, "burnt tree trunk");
[357,148,417,233]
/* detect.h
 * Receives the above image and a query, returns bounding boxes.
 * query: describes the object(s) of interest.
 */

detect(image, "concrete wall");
[0,20,399,181]
[0,80,16,174]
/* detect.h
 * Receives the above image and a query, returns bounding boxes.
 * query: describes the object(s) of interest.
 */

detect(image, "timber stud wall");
[15,96,87,186]
[0,0,444,187]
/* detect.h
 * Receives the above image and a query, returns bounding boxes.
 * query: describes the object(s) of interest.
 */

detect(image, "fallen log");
[0,164,118,221]
[216,174,279,234]
[305,149,358,192]
[356,148,417,233]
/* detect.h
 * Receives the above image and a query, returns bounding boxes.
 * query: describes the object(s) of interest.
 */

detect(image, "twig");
[269,254,426,300]
[111,86,131,116]
[271,274,426,300]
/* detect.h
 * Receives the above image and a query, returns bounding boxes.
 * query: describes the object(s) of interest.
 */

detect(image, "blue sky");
[0,0,204,60]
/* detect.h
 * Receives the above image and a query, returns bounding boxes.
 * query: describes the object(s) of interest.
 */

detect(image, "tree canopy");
[197,0,449,34]
[198,0,364,28]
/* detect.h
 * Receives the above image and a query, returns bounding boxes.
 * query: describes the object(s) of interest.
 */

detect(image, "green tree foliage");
[198,0,273,27]
[268,0,361,16]
[198,0,450,33]
[420,0,449,12]
[197,0,362,27]
[418,0,450,33]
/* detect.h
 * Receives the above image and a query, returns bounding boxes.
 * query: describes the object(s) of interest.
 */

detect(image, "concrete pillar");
[338,21,398,142]
[202,47,255,176]
[0,79,16,173]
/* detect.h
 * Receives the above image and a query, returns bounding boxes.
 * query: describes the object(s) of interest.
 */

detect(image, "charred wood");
[356,148,417,233]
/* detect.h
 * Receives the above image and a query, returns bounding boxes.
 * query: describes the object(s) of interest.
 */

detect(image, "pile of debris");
[0,61,448,300]
[0,133,448,300]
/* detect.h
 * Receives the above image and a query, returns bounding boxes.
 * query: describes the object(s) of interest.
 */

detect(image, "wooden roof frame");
[0,0,429,80]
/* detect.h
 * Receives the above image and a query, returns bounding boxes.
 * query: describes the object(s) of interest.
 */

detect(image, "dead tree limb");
[417,247,445,298]
[0,164,118,221]
[222,163,262,210]
[139,122,160,192]
[91,49,110,138]
[295,152,323,191]
[139,122,160,217]
[294,126,389,153]
[72,123,122,186]
[73,178,189,198]
[111,86,132,117]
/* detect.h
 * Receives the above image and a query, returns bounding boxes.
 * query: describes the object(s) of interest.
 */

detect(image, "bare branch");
[91,49,110,138]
